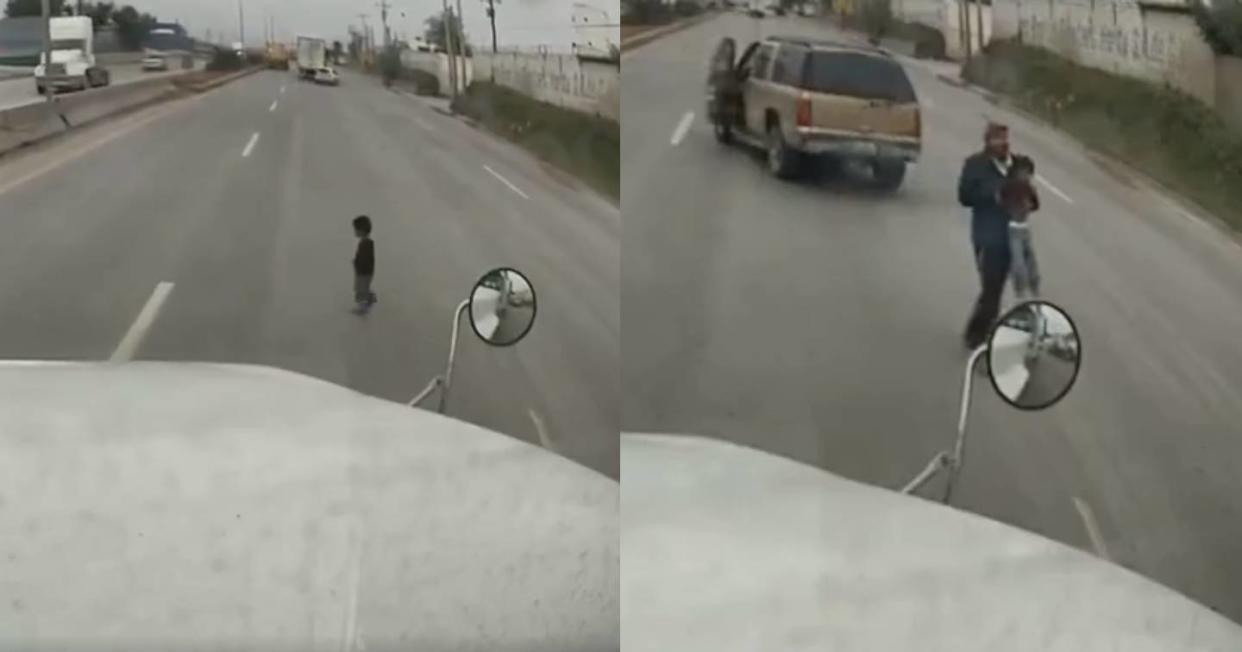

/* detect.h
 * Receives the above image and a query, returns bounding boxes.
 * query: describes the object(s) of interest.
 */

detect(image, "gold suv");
[708,35,922,189]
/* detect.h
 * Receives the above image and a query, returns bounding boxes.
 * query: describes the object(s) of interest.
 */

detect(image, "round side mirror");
[468,267,537,346]
[986,300,1081,410]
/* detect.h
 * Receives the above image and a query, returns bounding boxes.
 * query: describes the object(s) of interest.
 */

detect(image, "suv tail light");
[795,93,812,128]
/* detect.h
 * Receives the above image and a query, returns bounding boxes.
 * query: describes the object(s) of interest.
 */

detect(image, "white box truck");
[33,16,111,94]
[296,36,326,81]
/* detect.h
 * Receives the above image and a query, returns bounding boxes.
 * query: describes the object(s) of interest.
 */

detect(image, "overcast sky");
[133,0,616,50]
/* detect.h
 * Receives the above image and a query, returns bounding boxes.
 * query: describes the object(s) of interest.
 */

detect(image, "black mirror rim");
[985,299,1082,412]
[467,267,538,348]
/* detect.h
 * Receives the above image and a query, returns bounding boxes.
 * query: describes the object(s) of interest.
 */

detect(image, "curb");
[621,13,718,56]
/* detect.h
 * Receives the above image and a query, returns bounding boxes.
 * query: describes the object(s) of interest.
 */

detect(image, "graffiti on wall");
[482,53,620,118]
[1018,12,1184,66]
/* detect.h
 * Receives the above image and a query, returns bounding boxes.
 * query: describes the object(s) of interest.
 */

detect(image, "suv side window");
[750,44,775,81]
[771,45,807,86]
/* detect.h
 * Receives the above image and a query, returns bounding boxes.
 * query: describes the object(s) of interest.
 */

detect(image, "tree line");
[4,0,158,51]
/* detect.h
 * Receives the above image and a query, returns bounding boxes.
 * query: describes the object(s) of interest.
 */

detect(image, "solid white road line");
[483,164,530,200]
[529,408,555,451]
[110,282,175,362]
[1072,496,1112,561]
[1036,173,1074,204]
[269,99,278,112]
[242,131,260,157]
[670,111,695,146]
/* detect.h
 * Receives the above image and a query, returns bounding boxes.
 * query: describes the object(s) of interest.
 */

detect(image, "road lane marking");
[670,111,695,146]
[269,99,278,112]
[528,408,555,451]
[280,84,286,94]
[1036,173,1074,204]
[110,282,174,362]
[241,131,260,157]
[1072,497,1112,561]
[483,164,530,199]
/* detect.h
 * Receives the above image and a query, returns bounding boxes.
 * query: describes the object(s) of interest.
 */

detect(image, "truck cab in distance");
[34,16,111,94]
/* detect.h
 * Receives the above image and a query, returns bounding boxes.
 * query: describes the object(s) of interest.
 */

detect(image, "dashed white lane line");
[269,99,278,112]
[483,164,530,200]
[529,408,555,451]
[1072,496,1112,561]
[1037,173,1074,204]
[110,282,175,362]
[241,131,260,158]
[670,111,695,146]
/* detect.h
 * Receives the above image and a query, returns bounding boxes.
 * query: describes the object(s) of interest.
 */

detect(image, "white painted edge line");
[269,99,278,112]
[528,408,555,452]
[242,131,260,158]
[1072,496,1112,561]
[1036,173,1074,204]
[483,164,530,200]
[670,111,695,146]
[110,281,175,362]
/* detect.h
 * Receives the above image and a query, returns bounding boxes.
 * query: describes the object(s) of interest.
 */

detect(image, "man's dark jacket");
[957,151,1012,249]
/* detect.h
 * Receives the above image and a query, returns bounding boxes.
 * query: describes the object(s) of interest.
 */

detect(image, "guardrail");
[0,66,261,158]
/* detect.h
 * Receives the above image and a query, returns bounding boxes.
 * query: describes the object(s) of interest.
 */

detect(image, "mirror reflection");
[469,268,537,346]
[987,300,1081,410]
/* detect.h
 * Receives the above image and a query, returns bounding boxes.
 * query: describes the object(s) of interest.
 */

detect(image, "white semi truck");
[296,35,326,81]
[33,16,111,94]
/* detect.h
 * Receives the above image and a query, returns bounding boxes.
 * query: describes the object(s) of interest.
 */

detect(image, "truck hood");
[621,433,1242,651]
[0,361,617,650]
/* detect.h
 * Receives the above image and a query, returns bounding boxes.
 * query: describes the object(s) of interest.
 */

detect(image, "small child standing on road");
[1001,155,1041,300]
[352,215,377,314]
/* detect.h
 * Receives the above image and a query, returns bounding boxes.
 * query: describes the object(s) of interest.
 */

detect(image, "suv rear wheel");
[873,159,906,191]
[766,123,799,179]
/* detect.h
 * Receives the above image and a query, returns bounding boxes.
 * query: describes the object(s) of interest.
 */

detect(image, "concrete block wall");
[990,0,1216,104]
[473,52,620,121]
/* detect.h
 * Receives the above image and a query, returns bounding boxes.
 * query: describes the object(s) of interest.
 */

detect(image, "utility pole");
[41,0,52,103]
[486,0,497,54]
[442,0,458,97]
[455,0,465,86]
[357,13,370,51]
[238,0,246,47]
[960,0,971,63]
[376,0,392,49]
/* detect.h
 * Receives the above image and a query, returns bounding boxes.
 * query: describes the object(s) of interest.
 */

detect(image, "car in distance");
[313,67,340,86]
[141,51,169,71]
[707,35,921,190]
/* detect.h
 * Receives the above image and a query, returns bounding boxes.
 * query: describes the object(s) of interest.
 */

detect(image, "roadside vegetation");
[964,39,1242,229]
[1192,0,1242,55]
[451,82,619,200]
[836,0,948,58]
[206,47,243,72]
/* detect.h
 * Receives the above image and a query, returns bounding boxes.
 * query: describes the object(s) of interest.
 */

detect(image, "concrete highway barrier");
[0,100,67,156]
[0,66,261,158]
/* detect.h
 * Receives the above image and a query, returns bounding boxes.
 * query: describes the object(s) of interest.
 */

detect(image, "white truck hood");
[621,433,1242,651]
[0,362,617,651]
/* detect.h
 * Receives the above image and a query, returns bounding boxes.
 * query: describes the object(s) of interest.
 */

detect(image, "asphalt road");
[0,61,201,111]
[622,13,1242,621]
[0,68,620,478]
